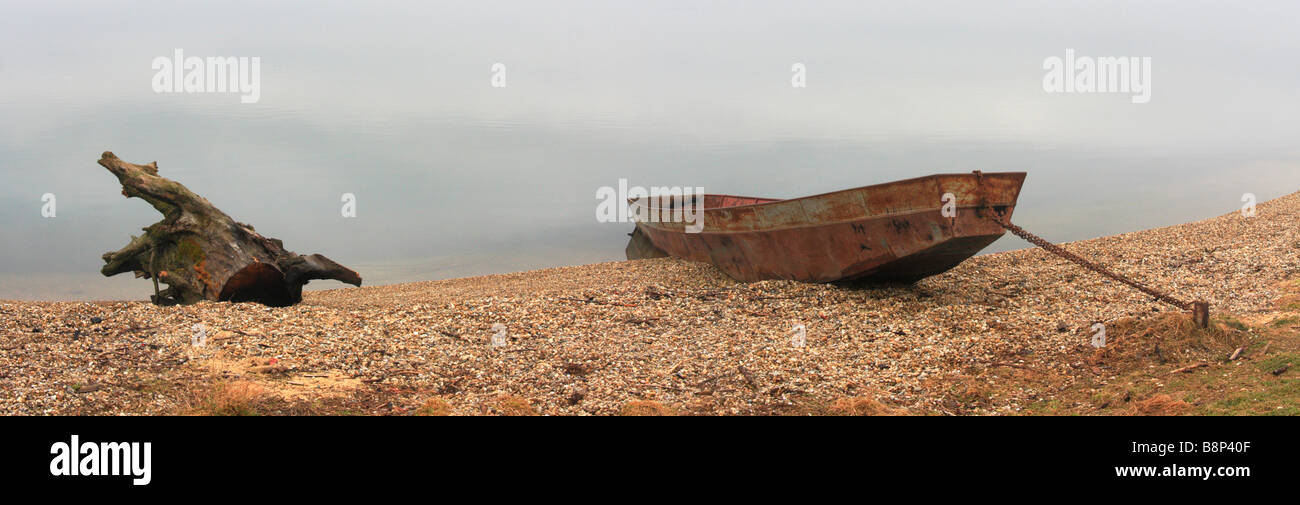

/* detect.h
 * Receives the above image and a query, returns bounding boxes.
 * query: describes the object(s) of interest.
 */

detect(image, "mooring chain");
[989,211,1195,311]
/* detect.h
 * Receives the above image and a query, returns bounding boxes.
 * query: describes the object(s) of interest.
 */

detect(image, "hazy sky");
[2,1,1299,299]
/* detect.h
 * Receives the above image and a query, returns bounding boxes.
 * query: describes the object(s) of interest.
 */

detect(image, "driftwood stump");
[97,151,361,306]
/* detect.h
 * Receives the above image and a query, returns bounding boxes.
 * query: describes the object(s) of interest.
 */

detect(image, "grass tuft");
[1086,313,1248,371]
[829,395,906,416]
[416,397,452,416]
[493,394,536,416]
[1128,394,1191,416]
[1270,316,1300,328]
[619,400,674,416]
[186,380,266,416]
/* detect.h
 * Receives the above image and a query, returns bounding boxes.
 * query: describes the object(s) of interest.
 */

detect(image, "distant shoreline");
[2,189,1290,304]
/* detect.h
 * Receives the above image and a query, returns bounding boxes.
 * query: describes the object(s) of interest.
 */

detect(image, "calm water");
[3,1,1299,300]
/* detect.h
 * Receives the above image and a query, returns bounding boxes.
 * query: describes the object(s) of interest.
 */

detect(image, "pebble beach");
[2,192,1297,416]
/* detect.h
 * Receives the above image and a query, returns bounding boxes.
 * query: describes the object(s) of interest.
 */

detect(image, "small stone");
[567,387,587,405]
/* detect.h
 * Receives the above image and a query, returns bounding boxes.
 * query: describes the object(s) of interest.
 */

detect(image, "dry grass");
[828,395,907,416]
[1020,289,1300,416]
[416,397,452,416]
[1128,394,1192,416]
[184,380,267,416]
[493,394,536,416]
[1085,313,1249,372]
[618,400,674,416]
[1276,294,1300,312]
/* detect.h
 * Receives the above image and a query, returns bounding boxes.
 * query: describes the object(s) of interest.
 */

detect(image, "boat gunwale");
[634,203,1017,235]
[627,171,1027,213]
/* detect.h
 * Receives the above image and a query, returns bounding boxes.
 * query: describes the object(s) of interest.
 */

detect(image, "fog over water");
[2,1,1299,300]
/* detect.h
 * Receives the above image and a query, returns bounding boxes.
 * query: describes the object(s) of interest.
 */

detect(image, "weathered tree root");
[97,151,361,306]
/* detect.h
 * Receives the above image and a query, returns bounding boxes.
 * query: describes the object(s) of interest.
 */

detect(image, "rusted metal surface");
[625,227,669,260]
[628,171,1026,283]
[990,210,1210,328]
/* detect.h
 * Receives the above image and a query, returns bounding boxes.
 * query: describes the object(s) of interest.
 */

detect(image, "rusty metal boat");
[626,171,1027,283]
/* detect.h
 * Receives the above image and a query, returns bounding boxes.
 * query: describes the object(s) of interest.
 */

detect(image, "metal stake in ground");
[990,211,1210,328]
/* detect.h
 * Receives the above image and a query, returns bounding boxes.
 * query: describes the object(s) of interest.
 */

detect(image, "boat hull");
[627,172,1026,283]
